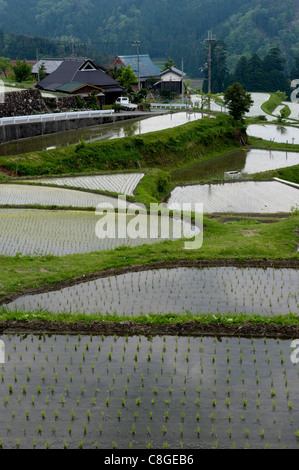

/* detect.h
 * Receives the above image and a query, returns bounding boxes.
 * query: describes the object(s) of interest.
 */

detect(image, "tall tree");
[202,40,229,93]
[224,82,253,121]
[13,59,32,82]
[0,56,11,78]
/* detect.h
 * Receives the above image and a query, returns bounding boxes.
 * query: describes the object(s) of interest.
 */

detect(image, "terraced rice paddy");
[245,93,275,120]
[0,184,126,209]
[247,124,299,144]
[5,267,299,316]
[0,333,298,449]
[167,180,299,213]
[27,173,145,197]
[171,149,299,182]
[0,209,195,256]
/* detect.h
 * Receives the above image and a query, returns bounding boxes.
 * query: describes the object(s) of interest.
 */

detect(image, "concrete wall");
[0,113,145,143]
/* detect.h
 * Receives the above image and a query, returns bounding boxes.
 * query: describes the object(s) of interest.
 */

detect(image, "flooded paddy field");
[247,124,299,144]
[5,267,299,316]
[0,184,128,209]
[171,149,299,183]
[0,209,195,257]
[0,332,298,449]
[167,180,299,213]
[27,173,145,197]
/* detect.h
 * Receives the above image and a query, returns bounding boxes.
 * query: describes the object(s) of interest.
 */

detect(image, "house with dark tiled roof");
[36,58,124,104]
[113,54,161,90]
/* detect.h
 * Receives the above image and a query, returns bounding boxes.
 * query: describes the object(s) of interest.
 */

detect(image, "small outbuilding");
[153,66,185,96]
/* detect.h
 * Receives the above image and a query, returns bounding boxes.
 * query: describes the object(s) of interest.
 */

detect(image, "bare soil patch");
[1,318,299,339]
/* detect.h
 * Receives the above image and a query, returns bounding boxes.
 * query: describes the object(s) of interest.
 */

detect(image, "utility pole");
[132,39,141,91]
[36,49,40,82]
[181,57,184,105]
[71,37,75,56]
[206,30,216,109]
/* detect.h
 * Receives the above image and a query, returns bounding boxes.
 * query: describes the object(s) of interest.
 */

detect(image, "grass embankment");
[261,92,291,118]
[247,136,299,184]
[248,136,299,152]
[251,165,299,185]
[0,115,242,178]
[0,215,298,299]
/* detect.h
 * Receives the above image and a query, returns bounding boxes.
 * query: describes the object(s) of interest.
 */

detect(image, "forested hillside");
[0,0,299,76]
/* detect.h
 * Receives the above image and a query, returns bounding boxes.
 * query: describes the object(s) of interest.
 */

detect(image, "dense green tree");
[202,40,229,93]
[0,56,11,78]
[118,65,138,92]
[163,57,176,70]
[223,82,253,121]
[38,61,47,80]
[290,56,299,80]
[229,48,290,95]
[13,59,32,82]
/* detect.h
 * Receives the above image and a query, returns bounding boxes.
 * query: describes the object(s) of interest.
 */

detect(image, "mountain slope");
[0,0,298,76]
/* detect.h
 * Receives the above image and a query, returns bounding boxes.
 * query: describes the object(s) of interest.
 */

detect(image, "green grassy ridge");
[261,92,288,116]
[251,165,299,185]
[248,136,299,151]
[0,309,298,327]
[0,115,241,177]
[0,215,298,298]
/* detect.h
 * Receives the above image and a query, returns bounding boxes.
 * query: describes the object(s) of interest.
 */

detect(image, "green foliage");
[0,56,11,78]
[112,103,122,113]
[251,163,299,186]
[76,96,84,109]
[0,1,298,78]
[86,90,99,107]
[224,83,254,121]
[202,41,229,93]
[277,105,291,123]
[12,59,32,82]
[38,61,47,80]
[163,57,176,71]
[118,65,138,92]
[229,48,290,95]
[261,91,288,115]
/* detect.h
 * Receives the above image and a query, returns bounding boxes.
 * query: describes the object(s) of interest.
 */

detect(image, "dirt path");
[1,318,299,339]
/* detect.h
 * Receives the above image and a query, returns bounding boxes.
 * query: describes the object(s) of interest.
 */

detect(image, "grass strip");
[0,215,298,299]
[0,309,299,327]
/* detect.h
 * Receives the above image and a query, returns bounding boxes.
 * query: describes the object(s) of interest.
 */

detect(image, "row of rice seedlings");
[168,180,299,214]
[7,267,299,315]
[1,334,299,448]
[0,184,122,208]
[31,173,145,197]
[0,210,175,257]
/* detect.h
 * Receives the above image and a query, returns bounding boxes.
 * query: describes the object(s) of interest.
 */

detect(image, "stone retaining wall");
[0,89,48,117]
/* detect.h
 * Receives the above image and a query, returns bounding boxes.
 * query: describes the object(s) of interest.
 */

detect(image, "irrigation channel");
[0,333,299,449]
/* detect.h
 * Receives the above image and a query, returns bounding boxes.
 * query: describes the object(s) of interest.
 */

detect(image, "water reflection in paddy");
[0,112,206,157]
[167,180,299,213]
[247,124,299,144]
[171,149,299,182]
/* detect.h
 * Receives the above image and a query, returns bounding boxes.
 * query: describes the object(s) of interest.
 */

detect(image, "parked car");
[115,97,137,111]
